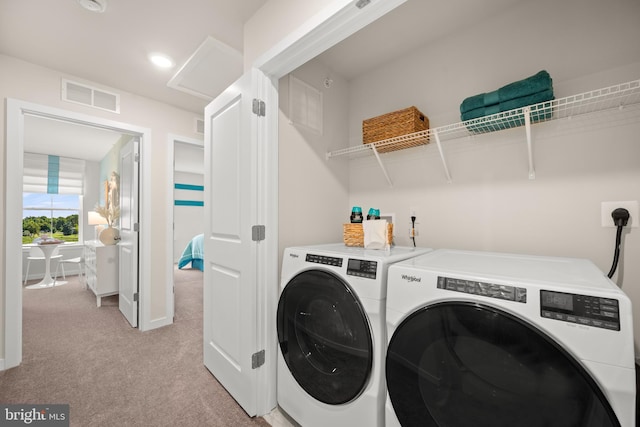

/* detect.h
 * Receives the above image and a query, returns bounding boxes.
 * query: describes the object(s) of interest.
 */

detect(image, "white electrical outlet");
[601,201,638,228]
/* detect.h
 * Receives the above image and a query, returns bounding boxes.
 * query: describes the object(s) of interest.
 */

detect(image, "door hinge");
[134,223,139,232]
[251,350,265,369]
[252,225,265,241]
[133,292,139,302]
[252,98,265,117]
[134,152,139,162]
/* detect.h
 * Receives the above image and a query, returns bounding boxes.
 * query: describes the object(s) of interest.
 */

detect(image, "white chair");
[54,256,85,287]
[23,246,63,285]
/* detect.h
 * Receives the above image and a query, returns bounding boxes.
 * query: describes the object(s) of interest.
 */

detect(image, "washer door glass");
[277,270,373,405]
[386,302,621,427]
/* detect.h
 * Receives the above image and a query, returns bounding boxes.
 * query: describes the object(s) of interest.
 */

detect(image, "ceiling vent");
[168,36,243,100]
[61,79,120,113]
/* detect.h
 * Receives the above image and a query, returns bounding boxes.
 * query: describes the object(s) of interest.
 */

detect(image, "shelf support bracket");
[433,130,452,183]
[523,107,536,180]
[370,145,393,187]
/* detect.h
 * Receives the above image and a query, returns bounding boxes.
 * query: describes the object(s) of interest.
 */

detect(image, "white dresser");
[84,241,119,307]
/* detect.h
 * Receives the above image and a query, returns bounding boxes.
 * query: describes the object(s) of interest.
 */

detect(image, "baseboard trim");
[263,406,298,427]
[145,316,173,332]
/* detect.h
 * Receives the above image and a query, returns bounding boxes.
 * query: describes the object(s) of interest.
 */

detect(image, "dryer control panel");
[540,290,620,331]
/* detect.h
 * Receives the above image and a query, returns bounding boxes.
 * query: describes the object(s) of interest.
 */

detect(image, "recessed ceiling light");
[148,53,175,69]
[77,0,107,13]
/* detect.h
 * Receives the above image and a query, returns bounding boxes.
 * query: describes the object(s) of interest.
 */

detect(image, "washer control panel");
[305,254,343,267]
[540,290,620,331]
[437,276,527,303]
[346,258,377,279]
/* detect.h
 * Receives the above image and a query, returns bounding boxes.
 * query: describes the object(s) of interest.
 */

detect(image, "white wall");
[344,0,640,354]
[278,58,350,256]
[1,54,203,359]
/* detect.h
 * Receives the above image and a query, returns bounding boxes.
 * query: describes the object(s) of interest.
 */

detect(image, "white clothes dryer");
[385,249,635,427]
[277,243,432,427]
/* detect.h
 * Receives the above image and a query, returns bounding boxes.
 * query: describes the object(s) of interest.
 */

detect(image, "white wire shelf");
[326,79,640,185]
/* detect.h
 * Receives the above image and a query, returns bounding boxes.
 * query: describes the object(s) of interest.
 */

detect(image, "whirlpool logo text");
[401,274,422,283]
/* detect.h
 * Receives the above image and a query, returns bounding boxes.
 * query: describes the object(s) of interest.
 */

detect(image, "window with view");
[23,153,85,244]
[22,193,80,243]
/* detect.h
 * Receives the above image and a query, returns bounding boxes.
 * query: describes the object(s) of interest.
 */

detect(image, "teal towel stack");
[460,70,554,129]
[462,89,554,121]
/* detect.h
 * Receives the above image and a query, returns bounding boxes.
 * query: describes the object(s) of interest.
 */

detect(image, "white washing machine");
[277,243,432,427]
[385,249,635,427]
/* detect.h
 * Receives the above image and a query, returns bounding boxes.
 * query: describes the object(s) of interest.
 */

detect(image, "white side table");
[26,243,67,289]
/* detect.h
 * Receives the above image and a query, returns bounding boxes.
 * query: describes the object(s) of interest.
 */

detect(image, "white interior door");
[119,137,139,327]
[203,69,270,416]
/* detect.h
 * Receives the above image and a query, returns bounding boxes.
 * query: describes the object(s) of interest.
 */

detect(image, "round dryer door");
[386,302,621,427]
[277,270,373,405]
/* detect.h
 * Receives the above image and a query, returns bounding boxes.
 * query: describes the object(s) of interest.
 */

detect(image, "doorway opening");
[4,99,152,369]
[168,135,204,322]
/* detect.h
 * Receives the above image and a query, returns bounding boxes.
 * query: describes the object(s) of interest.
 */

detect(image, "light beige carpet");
[0,268,270,427]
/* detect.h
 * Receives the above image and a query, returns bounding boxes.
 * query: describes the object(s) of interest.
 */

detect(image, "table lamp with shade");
[87,211,108,241]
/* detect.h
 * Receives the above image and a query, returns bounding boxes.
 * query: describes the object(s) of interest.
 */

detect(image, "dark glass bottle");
[350,206,363,223]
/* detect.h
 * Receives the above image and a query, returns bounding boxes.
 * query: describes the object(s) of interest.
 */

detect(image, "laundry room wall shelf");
[326,79,640,186]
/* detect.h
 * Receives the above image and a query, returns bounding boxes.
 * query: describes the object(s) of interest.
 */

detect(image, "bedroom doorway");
[4,99,152,369]
[169,135,204,321]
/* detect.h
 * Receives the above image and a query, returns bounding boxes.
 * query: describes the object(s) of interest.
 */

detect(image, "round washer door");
[386,302,621,427]
[277,269,373,405]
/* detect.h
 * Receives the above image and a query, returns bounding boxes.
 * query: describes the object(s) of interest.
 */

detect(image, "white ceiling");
[1,0,266,160]
[2,0,527,160]
[0,0,266,114]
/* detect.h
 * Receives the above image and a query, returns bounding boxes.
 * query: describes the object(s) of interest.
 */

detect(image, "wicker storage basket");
[362,106,429,153]
[343,223,394,247]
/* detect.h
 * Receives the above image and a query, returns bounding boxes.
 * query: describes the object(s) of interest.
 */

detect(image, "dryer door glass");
[277,270,373,405]
[386,302,621,427]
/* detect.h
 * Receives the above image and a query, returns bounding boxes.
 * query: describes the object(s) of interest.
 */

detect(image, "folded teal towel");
[499,70,552,102]
[461,104,500,122]
[460,70,553,114]
[461,88,554,121]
